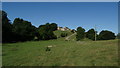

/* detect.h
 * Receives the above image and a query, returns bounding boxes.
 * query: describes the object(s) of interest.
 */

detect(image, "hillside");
[2,39,118,66]
[65,32,76,41]
[54,30,73,38]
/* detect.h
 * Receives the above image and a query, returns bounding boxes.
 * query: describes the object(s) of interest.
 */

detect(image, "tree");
[86,29,96,40]
[50,23,57,31]
[98,30,116,40]
[117,33,120,39]
[12,18,36,41]
[76,27,85,41]
[2,11,14,42]
[71,29,76,33]
[37,23,57,40]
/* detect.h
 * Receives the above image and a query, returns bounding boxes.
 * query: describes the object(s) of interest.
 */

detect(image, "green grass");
[2,39,118,66]
[0,43,2,67]
[54,30,72,38]
[67,33,76,41]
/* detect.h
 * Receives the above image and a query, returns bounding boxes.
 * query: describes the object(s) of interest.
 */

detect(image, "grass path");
[65,32,76,41]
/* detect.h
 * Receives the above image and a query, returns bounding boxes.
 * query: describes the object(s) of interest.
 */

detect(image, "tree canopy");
[76,27,85,41]
[2,11,117,43]
[86,29,96,40]
[37,23,57,40]
[12,18,37,41]
[98,30,116,40]
[2,11,14,42]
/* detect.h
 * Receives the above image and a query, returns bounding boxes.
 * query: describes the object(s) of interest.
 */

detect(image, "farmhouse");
[57,27,71,31]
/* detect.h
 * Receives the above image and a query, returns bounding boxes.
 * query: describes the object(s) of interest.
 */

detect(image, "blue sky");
[2,2,118,34]
[2,0,119,2]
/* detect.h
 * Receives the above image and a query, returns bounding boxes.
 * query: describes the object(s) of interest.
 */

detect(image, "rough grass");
[54,30,72,38]
[2,39,118,66]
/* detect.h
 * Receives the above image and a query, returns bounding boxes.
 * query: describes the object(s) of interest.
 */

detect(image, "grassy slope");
[2,39,118,66]
[54,30,72,38]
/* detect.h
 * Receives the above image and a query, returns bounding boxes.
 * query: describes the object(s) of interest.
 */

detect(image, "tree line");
[2,11,57,43]
[76,27,116,41]
[2,10,118,43]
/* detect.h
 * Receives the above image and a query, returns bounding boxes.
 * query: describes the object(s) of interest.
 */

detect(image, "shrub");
[46,47,51,51]
[61,33,68,37]
[71,29,76,33]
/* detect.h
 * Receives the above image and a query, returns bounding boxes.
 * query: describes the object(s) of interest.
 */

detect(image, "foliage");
[117,33,120,39]
[71,29,76,33]
[2,11,58,42]
[50,23,57,31]
[46,47,51,51]
[12,18,36,41]
[37,23,57,40]
[2,11,14,42]
[98,30,116,40]
[76,27,85,41]
[86,29,97,40]
[2,11,117,42]
[61,33,68,37]
[54,30,72,38]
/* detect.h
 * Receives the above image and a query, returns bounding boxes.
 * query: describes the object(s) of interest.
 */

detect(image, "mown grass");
[2,39,118,66]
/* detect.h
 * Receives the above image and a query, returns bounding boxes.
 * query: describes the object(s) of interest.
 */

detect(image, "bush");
[61,33,68,37]
[46,47,51,51]
[71,29,76,33]
[98,30,116,40]
[2,11,14,43]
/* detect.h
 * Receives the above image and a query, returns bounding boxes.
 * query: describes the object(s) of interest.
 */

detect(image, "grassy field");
[2,39,118,66]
